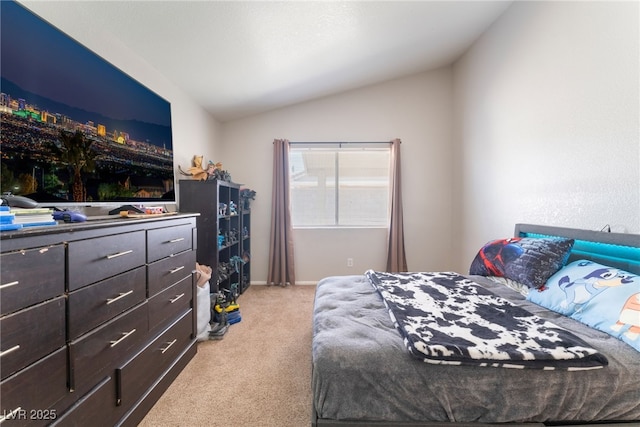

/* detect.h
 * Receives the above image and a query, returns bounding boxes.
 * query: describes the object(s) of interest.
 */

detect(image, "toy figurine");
[240,188,256,209]
[228,201,237,215]
[228,228,238,243]
[229,255,245,273]
[218,203,227,216]
[205,162,216,180]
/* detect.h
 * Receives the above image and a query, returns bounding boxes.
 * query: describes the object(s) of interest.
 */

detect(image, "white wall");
[220,69,455,283]
[224,1,639,283]
[24,1,638,283]
[19,1,221,207]
[452,1,640,271]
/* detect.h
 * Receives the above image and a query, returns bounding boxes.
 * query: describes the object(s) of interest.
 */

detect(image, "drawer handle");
[169,266,185,274]
[160,339,177,354]
[110,329,136,348]
[0,345,20,358]
[106,290,134,305]
[169,293,185,304]
[0,280,19,290]
[167,237,185,243]
[106,250,133,260]
[0,407,22,424]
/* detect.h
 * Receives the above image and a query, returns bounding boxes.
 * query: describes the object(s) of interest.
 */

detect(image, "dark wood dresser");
[0,214,198,426]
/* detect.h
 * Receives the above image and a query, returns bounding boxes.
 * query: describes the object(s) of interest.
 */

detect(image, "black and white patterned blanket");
[365,270,608,370]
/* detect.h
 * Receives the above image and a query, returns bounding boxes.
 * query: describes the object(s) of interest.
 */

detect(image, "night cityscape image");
[0,1,175,205]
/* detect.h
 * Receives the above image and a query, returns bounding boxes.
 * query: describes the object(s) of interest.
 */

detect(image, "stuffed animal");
[179,155,232,181]
[195,262,212,288]
[178,155,209,181]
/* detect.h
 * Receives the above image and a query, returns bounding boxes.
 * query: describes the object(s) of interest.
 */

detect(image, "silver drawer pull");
[0,280,19,290]
[0,407,22,424]
[106,249,133,259]
[106,290,134,305]
[160,339,177,354]
[0,345,20,358]
[169,266,185,274]
[110,329,136,347]
[169,293,185,304]
[167,237,185,243]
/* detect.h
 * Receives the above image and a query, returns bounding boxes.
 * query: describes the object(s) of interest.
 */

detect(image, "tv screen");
[1,1,175,208]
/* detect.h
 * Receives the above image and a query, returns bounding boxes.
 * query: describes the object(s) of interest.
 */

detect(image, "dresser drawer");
[147,224,193,263]
[69,302,148,395]
[148,275,193,333]
[0,245,65,316]
[147,249,195,297]
[50,376,119,427]
[0,346,68,427]
[68,231,146,291]
[0,296,65,380]
[68,267,147,340]
[116,311,193,409]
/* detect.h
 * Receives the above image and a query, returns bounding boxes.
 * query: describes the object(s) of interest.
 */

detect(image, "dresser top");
[0,213,198,252]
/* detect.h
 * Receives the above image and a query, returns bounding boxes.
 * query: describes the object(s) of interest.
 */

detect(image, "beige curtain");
[267,139,296,286]
[386,138,408,272]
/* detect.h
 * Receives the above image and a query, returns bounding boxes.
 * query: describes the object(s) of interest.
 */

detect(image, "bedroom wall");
[24,1,638,284]
[218,69,455,283]
[452,0,640,272]
[18,1,221,206]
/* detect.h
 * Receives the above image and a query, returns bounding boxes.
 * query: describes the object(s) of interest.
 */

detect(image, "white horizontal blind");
[289,143,390,227]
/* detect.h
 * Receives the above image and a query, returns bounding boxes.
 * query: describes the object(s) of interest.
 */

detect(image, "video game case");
[20,221,58,228]
[0,223,23,231]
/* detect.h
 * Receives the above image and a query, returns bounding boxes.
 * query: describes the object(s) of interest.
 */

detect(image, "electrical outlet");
[347,258,354,267]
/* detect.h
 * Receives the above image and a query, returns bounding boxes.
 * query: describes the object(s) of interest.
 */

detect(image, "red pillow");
[469,237,574,289]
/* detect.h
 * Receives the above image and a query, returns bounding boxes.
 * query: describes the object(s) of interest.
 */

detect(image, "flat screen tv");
[1,1,175,209]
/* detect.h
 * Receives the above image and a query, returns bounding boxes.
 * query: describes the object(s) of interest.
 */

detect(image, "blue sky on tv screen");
[1,1,172,150]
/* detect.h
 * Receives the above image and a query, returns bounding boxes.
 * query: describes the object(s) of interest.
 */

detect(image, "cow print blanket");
[365,270,608,370]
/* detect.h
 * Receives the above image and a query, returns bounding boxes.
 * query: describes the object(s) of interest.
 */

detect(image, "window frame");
[288,142,391,229]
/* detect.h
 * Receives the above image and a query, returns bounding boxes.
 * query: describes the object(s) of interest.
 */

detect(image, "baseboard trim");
[250,281,317,286]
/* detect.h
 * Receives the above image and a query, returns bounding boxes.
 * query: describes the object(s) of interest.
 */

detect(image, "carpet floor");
[139,284,316,427]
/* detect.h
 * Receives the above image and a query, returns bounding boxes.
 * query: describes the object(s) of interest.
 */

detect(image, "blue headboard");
[515,223,640,275]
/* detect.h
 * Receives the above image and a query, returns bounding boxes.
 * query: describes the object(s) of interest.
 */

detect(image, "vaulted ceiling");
[20,1,511,122]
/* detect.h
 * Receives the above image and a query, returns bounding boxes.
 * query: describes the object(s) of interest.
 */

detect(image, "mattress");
[312,274,640,424]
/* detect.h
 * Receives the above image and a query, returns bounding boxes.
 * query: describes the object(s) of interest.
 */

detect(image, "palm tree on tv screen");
[50,130,97,202]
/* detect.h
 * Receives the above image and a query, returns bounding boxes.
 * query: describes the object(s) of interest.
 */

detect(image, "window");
[289,143,390,227]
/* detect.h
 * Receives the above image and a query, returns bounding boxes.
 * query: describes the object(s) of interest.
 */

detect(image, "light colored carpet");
[139,284,316,427]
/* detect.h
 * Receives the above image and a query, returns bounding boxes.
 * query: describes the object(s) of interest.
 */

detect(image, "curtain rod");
[288,141,391,145]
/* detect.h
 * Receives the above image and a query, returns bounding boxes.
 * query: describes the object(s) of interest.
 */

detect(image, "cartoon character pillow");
[469,237,574,289]
[527,260,640,352]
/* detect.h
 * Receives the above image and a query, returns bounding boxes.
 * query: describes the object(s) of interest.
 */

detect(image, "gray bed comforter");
[312,274,640,424]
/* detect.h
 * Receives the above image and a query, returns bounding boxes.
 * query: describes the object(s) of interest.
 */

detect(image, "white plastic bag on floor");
[195,263,212,341]
[196,281,211,341]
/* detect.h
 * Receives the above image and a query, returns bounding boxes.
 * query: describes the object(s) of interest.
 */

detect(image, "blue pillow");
[527,260,640,352]
[469,237,574,289]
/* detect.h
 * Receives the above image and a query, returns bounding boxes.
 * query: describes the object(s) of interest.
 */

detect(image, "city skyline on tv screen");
[0,1,175,204]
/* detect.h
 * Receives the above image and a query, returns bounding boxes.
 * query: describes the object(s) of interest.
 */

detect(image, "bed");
[312,224,640,427]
